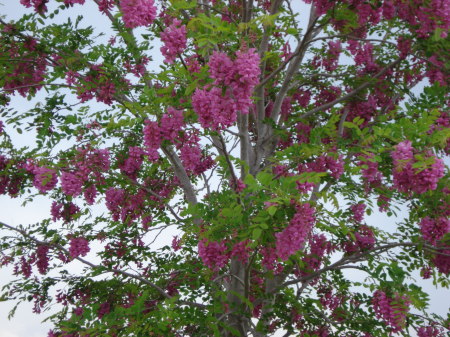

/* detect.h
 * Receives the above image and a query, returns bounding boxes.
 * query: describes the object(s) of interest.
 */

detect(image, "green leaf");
[252,228,262,240]
[267,205,277,216]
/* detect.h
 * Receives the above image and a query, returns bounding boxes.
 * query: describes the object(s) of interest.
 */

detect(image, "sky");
[0,1,449,337]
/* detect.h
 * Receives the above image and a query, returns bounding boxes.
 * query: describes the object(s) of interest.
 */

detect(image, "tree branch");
[0,221,206,309]
[299,59,402,120]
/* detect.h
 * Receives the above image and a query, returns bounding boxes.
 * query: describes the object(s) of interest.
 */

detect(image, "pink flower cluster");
[351,41,379,74]
[426,56,447,87]
[67,147,110,203]
[32,166,58,194]
[302,0,334,16]
[350,203,366,223]
[83,184,97,205]
[160,107,185,141]
[143,120,161,161]
[192,49,260,130]
[119,146,144,179]
[171,236,181,251]
[60,171,83,197]
[356,2,381,26]
[120,0,157,29]
[19,0,48,13]
[391,141,445,194]
[192,87,237,131]
[105,187,126,215]
[179,142,213,175]
[301,234,332,273]
[295,122,312,144]
[51,202,80,222]
[319,288,342,311]
[420,216,450,274]
[63,0,85,5]
[420,217,449,246]
[69,237,90,258]
[160,19,187,64]
[198,239,229,270]
[418,326,446,337]
[3,39,47,97]
[300,154,344,180]
[261,247,280,272]
[372,290,410,333]
[97,0,115,12]
[293,89,311,108]
[230,240,250,263]
[322,41,341,72]
[345,95,378,128]
[232,49,261,114]
[36,245,50,274]
[105,186,155,224]
[143,107,185,160]
[276,203,316,261]
[344,225,376,254]
[359,154,383,189]
[75,65,123,105]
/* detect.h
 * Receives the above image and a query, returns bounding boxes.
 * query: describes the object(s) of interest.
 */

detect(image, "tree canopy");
[0,0,449,336]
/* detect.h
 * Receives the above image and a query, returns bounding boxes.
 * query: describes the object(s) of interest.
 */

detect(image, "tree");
[0,0,449,336]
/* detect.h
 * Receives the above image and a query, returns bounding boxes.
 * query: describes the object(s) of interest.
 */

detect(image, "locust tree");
[0,0,449,336]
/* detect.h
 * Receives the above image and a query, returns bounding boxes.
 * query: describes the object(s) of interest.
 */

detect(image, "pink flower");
[232,48,261,114]
[372,290,410,333]
[20,0,48,13]
[276,203,316,260]
[159,107,184,141]
[208,51,235,85]
[302,234,331,273]
[420,217,449,245]
[359,154,383,189]
[63,0,85,5]
[119,146,144,179]
[198,239,229,270]
[33,166,57,194]
[143,120,161,161]
[51,202,80,222]
[98,0,115,12]
[160,19,187,64]
[192,87,237,131]
[235,179,246,193]
[432,248,450,274]
[344,225,375,254]
[172,236,181,251]
[60,172,83,197]
[36,245,50,274]
[83,184,97,205]
[350,203,366,223]
[120,0,157,29]
[392,141,445,194]
[105,188,125,212]
[418,326,445,337]
[322,40,341,71]
[306,155,344,180]
[230,241,250,263]
[69,237,90,258]
[97,301,111,319]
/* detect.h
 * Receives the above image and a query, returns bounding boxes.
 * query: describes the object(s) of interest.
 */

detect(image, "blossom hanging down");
[120,0,157,29]
[160,19,187,64]
[391,140,445,194]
